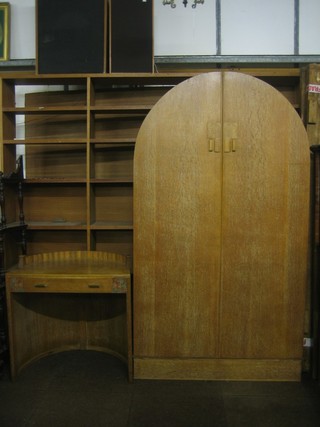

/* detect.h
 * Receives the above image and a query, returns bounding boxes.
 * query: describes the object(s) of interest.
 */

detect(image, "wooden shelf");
[27,221,86,230]
[90,178,133,184]
[25,178,87,184]
[91,221,133,230]
[3,107,87,113]
[4,139,88,144]
[89,138,136,144]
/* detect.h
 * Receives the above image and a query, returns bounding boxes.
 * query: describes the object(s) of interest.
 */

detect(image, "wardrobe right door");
[219,73,310,366]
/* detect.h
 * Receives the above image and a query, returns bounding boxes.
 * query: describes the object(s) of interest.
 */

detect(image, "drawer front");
[7,275,130,294]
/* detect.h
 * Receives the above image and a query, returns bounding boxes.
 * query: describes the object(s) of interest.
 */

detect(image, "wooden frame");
[0,3,9,61]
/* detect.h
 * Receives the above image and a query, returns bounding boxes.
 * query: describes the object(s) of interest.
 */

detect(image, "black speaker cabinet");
[110,0,153,73]
[37,0,106,74]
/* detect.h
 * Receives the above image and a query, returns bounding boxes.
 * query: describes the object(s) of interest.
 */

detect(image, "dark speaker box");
[110,0,153,73]
[37,0,106,74]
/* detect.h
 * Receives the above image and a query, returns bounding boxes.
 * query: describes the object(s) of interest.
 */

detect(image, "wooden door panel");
[219,72,310,358]
[134,73,223,357]
[133,71,310,375]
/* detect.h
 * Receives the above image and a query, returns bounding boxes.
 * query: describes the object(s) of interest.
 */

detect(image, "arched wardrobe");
[133,72,310,381]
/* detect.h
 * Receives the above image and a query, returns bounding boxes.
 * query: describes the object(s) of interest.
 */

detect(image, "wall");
[8,0,320,60]
[9,0,35,59]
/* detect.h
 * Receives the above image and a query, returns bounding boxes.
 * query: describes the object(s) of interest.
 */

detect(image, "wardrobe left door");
[133,73,223,358]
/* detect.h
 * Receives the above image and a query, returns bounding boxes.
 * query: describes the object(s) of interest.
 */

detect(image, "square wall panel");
[221,0,294,55]
[154,0,216,56]
[299,0,320,54]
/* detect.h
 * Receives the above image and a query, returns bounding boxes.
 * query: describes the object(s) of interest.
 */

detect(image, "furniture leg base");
[133,358,302,381]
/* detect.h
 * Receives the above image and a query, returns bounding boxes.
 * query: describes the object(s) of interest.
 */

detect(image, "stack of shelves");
[0,75,179,268]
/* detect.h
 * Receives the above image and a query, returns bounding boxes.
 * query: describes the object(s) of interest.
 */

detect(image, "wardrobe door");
[219,72,310,360]
[133,71,310,380]
[134,73,222,358]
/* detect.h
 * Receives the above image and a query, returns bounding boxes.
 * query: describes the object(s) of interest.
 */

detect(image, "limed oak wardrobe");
[133,72,310,381]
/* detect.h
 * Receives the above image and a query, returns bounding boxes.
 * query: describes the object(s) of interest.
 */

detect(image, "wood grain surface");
[133,72,310,380]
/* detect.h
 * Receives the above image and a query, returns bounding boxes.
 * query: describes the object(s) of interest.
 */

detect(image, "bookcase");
[0,74,188,268]
[0,70,303,269]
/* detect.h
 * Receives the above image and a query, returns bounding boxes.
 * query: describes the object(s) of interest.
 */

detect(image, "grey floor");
[0,351,320,427]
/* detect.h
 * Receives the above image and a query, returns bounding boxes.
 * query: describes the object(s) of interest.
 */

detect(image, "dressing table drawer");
[7,275,129,294]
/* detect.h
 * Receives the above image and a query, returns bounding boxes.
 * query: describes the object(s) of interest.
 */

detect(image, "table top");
[7,251,130,279]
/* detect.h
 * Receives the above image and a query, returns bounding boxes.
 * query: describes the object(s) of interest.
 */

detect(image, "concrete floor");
[0,351,320,427]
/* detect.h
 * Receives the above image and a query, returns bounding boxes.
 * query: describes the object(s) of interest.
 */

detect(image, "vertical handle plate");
[207,122,222,153]
[224,123,238,153]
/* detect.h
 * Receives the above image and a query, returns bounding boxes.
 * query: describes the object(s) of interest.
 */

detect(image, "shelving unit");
[0,70,303,269]
[0,75,179,268]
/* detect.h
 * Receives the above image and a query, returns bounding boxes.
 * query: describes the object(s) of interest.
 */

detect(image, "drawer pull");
[88,284,100,288]
[34,283,48,288]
